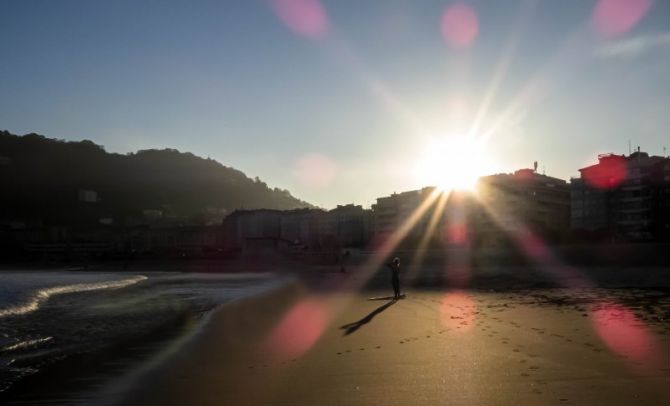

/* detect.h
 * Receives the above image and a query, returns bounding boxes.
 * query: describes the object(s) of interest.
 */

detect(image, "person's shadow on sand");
[339,299,396,336]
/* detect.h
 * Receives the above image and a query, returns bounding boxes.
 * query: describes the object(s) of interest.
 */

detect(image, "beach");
[2,262,670,405]
[109,274,670,406]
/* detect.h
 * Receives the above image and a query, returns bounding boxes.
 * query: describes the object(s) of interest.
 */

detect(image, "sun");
[414,134,494,191]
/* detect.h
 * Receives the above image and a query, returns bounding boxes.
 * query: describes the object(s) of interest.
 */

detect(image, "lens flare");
[293,153,337,188]
[414,134,493,192]
[440,290,477,331]
[581,154,627,189]
[441,3,479,49]
[590,301,662,369]
[271,0,329,40]
[263,297,327,361]
[592,0,653,38]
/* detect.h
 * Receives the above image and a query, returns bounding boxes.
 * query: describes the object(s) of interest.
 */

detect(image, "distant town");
[2,148,669,261]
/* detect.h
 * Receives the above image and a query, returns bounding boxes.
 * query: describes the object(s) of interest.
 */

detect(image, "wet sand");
[111,282,670,406]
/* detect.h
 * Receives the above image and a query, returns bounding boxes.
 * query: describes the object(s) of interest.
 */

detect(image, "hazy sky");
[2,0,670,208]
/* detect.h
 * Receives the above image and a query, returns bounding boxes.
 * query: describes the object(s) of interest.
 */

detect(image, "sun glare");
[414,134,494,192]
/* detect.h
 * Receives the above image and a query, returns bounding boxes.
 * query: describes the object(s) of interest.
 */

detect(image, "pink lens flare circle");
[441,3,479,49]
[440,290,477,331]
[582,155,627,189]
[293,153,337,188]
[447,223,469,245]
[590,302,661,368]
[264,298,327,361]
[518,232,551,263]
[592,0,653,38]
[271,0,329,39]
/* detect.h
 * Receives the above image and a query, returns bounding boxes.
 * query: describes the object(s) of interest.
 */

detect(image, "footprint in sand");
[521,372,530,377]
[376,346,381,349]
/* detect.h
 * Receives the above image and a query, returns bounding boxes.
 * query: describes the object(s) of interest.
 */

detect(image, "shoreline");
[0,269,289,404]
[4,241,670,275]
[0,297,200,404]
[2,263,670,404]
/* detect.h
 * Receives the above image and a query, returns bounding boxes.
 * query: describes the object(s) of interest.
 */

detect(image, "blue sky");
[1,0,670,208]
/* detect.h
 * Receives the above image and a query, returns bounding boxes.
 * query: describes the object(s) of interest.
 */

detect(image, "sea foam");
[0,275,147,318]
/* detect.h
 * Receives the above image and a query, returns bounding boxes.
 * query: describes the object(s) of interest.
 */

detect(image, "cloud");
[596,33,670,59]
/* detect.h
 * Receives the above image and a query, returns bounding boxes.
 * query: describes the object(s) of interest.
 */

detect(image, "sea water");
[0,270,283,395]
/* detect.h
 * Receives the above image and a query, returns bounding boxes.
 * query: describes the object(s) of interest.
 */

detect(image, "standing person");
[340,249,350,273]
[387,257,401,299]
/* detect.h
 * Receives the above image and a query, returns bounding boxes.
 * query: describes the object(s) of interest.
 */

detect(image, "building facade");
[371,187,438,245]
[474,169,571,246]
[571,150,670,241]
[222,205,373,253]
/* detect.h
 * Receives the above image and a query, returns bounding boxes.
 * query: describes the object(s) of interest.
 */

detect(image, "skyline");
[2,0,670,208]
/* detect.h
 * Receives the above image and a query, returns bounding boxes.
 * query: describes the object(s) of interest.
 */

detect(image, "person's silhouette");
[387,257,401,299]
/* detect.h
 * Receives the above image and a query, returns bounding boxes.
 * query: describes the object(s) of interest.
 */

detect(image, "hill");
[0,130,311,226]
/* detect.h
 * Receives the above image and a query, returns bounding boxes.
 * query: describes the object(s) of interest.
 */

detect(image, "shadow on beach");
[339,299,396,336]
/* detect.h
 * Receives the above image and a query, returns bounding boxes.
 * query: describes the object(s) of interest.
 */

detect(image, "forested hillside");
[0,131,311,225]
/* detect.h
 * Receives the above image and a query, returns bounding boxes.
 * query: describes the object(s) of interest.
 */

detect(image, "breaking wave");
[0,275,147,318]
[1,337,53,353]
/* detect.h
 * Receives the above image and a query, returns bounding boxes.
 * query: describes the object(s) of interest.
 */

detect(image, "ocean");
[0,269,284,400]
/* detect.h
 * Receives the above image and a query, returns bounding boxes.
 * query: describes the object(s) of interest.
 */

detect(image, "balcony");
[619,184,647,191]
[618,195,651,203]
[616,206,650,214]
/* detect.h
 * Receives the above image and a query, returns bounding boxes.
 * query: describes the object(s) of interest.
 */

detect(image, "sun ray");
[470,192,667,370]
[321,35,427,135]
[481,13,603,144]
[469,0,538,138]
[261,187,443,361]
[471,191,591,287]
[405,189,450,284]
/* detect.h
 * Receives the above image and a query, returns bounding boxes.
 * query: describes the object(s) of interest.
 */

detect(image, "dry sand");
[104,278,670,406]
